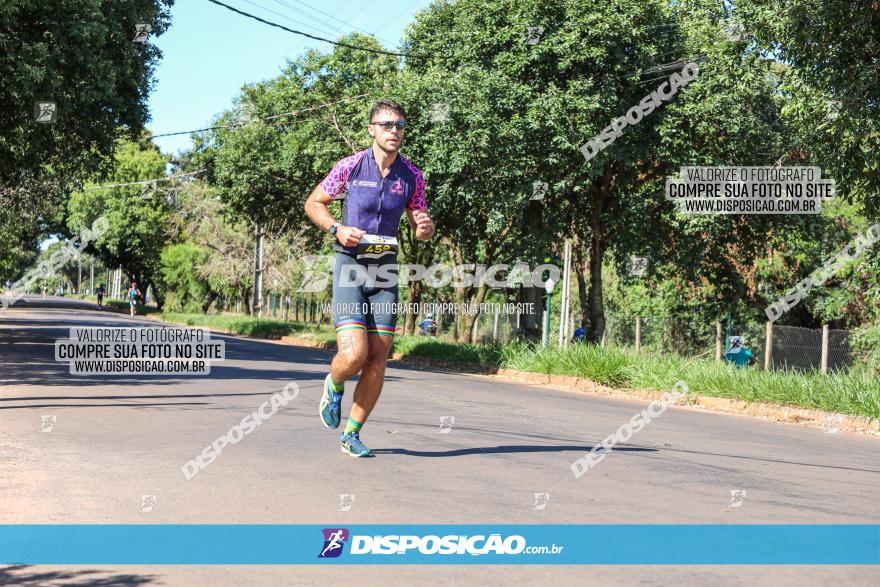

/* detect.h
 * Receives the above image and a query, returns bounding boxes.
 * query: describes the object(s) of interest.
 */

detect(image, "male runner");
[128,281,142,317]
[304,98,434,457]
[96,283,105,310]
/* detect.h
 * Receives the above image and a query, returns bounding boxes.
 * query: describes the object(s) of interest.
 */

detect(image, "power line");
[205,0,416,58]
[145,94,371,140]
[269,0,397,46]
[85,170,207,190]
[239,0,344,39]
[330,0,377,36]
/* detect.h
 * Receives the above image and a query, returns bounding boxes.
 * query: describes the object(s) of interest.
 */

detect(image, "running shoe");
[319,374,343,429]
[340,432,372,457]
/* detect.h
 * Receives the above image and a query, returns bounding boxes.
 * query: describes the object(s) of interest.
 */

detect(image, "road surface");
[1,296,878,585]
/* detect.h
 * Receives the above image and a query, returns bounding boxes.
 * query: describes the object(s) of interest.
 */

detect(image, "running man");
[304,99,434,457]
[128,281,142,317]
[96,283,105,310]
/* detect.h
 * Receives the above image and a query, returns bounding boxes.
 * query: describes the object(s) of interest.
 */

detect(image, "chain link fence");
[771,325,851,372]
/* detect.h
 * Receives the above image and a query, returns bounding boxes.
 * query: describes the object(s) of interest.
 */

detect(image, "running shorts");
[331,252,399,337]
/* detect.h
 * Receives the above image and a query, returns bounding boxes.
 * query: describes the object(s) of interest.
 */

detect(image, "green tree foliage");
[402,0,790,341]
[158,243,209,313]
[67,139,172,307]
[739,0,880,215]
[0,0,174,269]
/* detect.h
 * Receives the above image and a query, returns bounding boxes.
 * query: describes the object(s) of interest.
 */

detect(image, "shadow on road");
[0,565,156,586]
[0,311,328,388]
[372,444,655,457]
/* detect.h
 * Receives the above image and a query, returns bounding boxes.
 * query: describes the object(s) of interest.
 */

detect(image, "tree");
[67,139,172,308]
[402,0,790,342]
[738,0,880,215]
[0,0,174,269]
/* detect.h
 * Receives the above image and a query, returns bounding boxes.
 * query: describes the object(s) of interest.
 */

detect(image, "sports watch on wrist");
[328,222,340,236]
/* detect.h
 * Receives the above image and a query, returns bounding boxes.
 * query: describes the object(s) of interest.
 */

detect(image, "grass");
[498,341,880,419]
[68,294,161,315]
[159,312,334,340]
[147,312,880,419]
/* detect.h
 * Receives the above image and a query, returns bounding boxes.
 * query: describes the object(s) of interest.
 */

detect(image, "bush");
[158,244,209,313]
[850,323,880,373]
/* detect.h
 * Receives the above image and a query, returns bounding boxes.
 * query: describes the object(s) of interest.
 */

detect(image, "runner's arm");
[304,185,364,246]
[304,185,339,233]
[406,208,435,241]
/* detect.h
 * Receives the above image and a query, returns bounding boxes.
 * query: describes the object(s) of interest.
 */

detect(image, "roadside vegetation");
[152,312,880,419]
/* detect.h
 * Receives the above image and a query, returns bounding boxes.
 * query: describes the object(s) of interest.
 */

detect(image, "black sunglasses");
[370,120,406,131]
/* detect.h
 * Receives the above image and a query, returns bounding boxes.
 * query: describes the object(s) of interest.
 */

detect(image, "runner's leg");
[348,333,394,424]
[346,266,398,426]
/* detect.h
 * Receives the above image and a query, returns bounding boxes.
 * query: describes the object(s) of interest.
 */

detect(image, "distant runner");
[96,283,105,310]
[304,98,434,457]
[128,281,142,317]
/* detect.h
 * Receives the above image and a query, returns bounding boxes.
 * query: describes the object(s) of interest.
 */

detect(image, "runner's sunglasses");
[370,120,406,131]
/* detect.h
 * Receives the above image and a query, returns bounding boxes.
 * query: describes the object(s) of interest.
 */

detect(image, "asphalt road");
[1,296,878,586]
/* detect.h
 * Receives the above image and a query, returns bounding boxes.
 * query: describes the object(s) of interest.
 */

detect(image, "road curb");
[147,316,880,437]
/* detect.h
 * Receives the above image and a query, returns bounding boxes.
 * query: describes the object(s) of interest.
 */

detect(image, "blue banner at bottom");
[1,525,878,564]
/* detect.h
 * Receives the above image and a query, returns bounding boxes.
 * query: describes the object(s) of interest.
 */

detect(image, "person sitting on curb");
[723,335,756,368]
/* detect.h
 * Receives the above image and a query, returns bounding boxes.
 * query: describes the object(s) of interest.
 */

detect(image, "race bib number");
[356,235,398,259]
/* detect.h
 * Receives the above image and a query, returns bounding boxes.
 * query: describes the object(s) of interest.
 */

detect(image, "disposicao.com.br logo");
[317,528,564,558]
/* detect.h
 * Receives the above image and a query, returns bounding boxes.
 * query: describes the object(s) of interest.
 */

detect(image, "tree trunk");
[241,286,252,315]
[403,280,422,336]
[202,290,217,314]
[586,184,607,343]
[464,284,489,344]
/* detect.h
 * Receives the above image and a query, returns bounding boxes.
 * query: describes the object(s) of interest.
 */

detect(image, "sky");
[147,0,431,156]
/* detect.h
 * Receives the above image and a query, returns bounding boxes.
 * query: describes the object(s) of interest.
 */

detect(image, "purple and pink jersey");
[320,148,426,254]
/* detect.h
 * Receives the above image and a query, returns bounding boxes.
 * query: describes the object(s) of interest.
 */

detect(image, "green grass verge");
[501,342,880,419]
[68,294,161,315]
[149,312,880,419]
[158,312,335,340]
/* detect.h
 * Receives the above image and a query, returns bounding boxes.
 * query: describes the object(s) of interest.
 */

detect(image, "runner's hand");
[413,210,434,239]
[336,225,365,247]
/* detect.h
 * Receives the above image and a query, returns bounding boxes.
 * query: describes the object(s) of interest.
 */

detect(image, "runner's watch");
[328,223,340,236]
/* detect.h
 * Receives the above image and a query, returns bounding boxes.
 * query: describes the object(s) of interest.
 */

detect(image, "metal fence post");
[821,324,829,373]
[764,321,773,370]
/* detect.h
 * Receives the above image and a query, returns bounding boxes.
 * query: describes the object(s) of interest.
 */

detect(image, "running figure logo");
[318,528,349,558]
[139,495,157,513]
[437,416,455,433]
[532,492,551,511]
[728,489,747,508]
[337,494,355,512]
[390,178,404,195]
[34,102,57,123]
[40,415,56,432]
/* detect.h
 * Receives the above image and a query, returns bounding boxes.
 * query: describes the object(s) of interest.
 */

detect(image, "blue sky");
[147,0,431,156]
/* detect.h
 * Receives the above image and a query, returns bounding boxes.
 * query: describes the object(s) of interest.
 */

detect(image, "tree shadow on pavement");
[0,565,156,586]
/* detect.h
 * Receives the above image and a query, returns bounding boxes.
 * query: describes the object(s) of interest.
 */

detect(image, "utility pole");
[252,223,264,317]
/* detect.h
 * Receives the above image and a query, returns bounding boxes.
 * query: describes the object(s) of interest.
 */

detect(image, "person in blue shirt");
[305,98,435,458]
[128,281,142,317]
[572,326,586,343]
[418,316,437,336]
[723,336,755,368]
